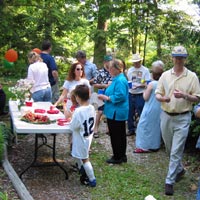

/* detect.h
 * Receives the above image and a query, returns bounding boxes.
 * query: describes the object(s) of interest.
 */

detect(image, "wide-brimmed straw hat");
[132,54,143,62]
[171,46,188,57]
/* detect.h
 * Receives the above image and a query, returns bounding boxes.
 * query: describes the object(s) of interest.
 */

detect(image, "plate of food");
[21,111,55,124]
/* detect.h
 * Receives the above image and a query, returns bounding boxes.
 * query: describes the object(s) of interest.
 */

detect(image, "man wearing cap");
[127,53,151,136]
[75,50,97,86]
[93,55,112,138]
[155,46,200,195]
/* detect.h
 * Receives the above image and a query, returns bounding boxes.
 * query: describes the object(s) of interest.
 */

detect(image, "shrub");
[0,122,12,162]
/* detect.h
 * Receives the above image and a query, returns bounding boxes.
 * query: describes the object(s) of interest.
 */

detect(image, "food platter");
[21,111,56,124]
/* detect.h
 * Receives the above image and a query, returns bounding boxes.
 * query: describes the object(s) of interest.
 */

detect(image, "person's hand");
[98,94,109,101]
[173,89,185,99]
[163,96,170,103]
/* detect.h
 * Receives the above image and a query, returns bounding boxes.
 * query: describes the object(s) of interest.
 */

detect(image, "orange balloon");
[32,48,42,54]
[5,49,18,62]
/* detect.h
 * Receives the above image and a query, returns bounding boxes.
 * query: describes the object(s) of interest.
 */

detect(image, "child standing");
[69,84,96,187]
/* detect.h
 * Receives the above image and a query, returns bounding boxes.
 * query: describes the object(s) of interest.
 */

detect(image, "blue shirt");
[84,60,97,81]
[40,53,58,86]
[104,73,129,121]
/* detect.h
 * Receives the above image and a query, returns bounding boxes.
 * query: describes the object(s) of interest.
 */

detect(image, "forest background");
[0,0,200,81]
[0,1,200,199]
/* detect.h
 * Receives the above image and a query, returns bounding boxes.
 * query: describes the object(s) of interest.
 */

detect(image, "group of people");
[65,45,200,196]
[2,43,200,195]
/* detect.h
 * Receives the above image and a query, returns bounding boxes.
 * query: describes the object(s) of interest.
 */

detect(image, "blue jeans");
[128,93,144,132]
[32,87,52,102]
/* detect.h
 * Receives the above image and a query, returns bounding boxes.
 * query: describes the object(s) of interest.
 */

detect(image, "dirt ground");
[1,118,200,200]
[0,119,113,200]
[1,118,142,200]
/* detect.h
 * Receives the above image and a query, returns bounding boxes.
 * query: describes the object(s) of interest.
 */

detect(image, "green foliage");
[0,0,200,81]
[0,122,11,162]
[189,115,200,138]
[0,192,8,200]
[0,129,4,162]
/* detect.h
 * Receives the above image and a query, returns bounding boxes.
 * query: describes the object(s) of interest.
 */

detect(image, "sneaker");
[106,156,123,164]
[93,132,99,138]
[89,179,96,187]
[165,184,174,196]
[80,174,89,185]
[175,169,186,182]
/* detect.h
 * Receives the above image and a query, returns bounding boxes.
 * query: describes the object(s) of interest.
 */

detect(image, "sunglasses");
[76,68,83,71]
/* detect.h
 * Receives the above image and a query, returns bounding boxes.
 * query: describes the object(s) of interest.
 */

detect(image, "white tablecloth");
[9,101,72,134]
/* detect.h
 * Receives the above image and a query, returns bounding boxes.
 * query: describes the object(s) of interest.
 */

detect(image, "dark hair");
[74,85,90,101]
[41,40,51,51]
[66,62,85,81]
[75,50,86,59]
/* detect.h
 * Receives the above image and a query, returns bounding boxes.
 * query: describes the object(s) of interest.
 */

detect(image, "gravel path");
[1,118,199,199]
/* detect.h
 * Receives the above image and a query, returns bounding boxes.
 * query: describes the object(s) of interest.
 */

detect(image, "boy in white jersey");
[69,84,96,187]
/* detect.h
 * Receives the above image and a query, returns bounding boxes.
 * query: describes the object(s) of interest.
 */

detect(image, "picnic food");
[21,111,51,124]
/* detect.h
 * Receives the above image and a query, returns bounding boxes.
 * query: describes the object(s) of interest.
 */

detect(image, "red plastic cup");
[25,101,33,107]
[50,106,54,110]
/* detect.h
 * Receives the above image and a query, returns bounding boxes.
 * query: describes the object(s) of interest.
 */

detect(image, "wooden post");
[3,145,34,200]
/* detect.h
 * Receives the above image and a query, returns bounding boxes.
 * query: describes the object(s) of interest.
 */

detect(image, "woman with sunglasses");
[54,62,90,109]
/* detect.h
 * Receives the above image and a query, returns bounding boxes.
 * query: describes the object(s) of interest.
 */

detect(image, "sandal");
[133,148,150,153]
[93,132,99,138]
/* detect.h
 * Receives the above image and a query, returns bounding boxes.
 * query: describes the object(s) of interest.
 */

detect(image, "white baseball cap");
[171,46,188,57]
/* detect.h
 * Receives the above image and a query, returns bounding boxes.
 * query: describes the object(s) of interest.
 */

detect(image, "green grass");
[89,141,197,200]
[0,77,199,200]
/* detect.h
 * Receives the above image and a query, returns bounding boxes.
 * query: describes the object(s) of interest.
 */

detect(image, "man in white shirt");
[126,54,151,136]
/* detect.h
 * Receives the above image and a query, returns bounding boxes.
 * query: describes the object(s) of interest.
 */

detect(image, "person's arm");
[93,83,109,89]
[52,70,59,82]
[174,89,200,102]
[156,93,170,103]
[54,88,68,107]
[49,56,59,82]
[89,64,97,85]
[143,83,153,101]
[63,101,73,119]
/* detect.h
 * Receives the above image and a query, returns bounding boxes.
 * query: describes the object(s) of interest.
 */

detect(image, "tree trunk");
[93,0,111,68]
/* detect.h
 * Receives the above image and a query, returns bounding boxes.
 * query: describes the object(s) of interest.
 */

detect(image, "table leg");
[19,134,68,179]
[52,134,68,179]
[19,134,39,178]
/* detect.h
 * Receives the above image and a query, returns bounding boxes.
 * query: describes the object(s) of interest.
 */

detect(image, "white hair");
[152,60,164,68]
